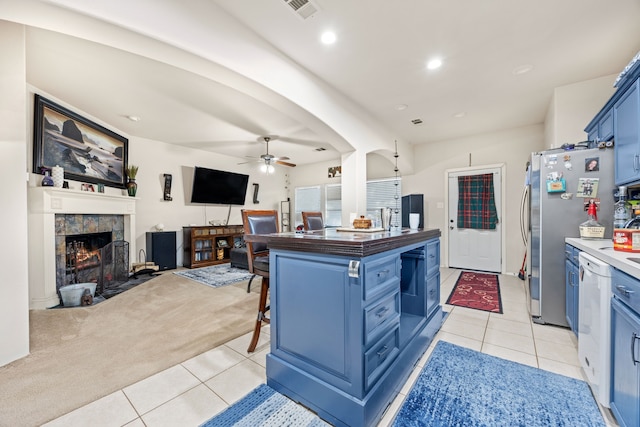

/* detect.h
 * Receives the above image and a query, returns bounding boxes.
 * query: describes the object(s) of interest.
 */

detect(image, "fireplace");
[65,231,112,284]
[28,187,137,309]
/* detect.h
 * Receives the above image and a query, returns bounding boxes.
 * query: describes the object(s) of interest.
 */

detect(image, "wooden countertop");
[246,228,441,258]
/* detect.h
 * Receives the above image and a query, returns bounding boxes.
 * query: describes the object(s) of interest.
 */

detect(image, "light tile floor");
[44,268,618,427]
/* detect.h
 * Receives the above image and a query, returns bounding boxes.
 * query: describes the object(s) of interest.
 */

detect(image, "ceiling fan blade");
[275,160,296,167]
[273,156,290,161]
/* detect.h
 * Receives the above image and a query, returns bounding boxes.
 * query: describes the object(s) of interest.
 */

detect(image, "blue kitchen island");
[262,227,443,427]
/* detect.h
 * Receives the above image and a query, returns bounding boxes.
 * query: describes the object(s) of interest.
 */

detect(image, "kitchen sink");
[628,257,640,264]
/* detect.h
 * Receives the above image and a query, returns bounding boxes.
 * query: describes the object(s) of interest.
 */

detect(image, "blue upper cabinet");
[585,57,640,186]
[586,108,614,143]
[614,79,640,185]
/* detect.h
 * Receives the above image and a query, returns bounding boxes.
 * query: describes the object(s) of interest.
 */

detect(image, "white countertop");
[565,237,640,278]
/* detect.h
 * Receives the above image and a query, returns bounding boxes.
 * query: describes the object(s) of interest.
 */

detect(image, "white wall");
[403,125,545,275]
[289,129,544,274]
[545,74,617,148]
[129,136,288,264]
[0,21,30,367]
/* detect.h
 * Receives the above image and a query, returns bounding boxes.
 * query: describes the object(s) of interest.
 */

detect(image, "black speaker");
[402,194,424,228]
[146,231,177,271]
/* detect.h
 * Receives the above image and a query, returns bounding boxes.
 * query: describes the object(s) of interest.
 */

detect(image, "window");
[325,184,342,227]
[294,179,401,229]
[294,186,321,227]
[367,178,402,228]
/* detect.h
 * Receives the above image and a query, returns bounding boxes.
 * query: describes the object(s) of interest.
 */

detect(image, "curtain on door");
[457,173,499,229]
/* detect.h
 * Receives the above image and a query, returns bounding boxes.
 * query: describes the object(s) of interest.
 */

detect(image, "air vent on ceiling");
[411,119,423,125]
[282,0,319,20]
[315,147,326,151]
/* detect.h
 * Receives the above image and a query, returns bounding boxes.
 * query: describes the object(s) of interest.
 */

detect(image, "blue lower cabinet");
[611,269,640,427]
[266,237,443,427]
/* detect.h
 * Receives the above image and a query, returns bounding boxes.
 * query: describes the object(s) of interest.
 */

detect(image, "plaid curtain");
[457,173,499,230]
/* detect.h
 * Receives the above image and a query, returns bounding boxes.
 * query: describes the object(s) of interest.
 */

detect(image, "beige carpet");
[0,271,260,427]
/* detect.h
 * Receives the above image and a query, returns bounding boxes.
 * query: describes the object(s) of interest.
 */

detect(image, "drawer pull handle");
[616,285,635,297]
[633,333,640,366]
[377,269,390,279]
[375,306,390,318]
[377,345,391,359]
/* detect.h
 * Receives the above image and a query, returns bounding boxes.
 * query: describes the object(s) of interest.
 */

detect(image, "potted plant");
[126,165,139,197]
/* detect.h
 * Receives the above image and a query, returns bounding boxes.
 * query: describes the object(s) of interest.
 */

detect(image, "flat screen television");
[190,166,249,205]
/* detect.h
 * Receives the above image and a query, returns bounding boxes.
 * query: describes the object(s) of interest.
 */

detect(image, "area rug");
[201,383,328,427]
[174,264,255,288]
[392,341,605,426]
[446,270,502,313]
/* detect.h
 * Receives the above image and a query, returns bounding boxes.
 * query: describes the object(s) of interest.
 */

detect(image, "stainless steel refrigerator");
[525,147,615,327]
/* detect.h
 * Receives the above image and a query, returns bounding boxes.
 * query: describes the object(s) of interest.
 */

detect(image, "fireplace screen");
[100,240,129,294]
[65,233,129,295]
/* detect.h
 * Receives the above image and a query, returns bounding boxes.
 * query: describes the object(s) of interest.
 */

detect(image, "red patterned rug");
[446,271,502,313]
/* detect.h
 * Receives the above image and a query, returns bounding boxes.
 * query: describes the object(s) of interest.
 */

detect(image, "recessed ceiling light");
[126,115,141,122]
[512,64,534,75]
[395,104,408,111]
[320,31,337,45]
[453,112,466,118]
[426,58,442,70]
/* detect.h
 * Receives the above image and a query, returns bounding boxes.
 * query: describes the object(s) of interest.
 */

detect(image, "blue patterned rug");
[392,341,605,426]
[200,384,328,426]
[173,264,254,289]
[200,341,605,426]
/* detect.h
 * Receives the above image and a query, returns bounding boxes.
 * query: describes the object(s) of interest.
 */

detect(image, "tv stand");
[182,225,243,268]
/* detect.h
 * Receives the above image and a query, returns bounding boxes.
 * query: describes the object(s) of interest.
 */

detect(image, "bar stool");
[302,211,324,231]
[241,209,279,353]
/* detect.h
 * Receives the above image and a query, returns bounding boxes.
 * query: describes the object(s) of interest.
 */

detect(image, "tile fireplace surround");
[28,187,136,309]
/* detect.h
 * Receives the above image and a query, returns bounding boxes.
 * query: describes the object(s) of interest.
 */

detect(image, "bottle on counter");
[580,200,605,239]
[613,185,631,229]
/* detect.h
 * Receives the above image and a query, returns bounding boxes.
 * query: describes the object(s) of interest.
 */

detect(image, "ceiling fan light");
[260,163,275,174]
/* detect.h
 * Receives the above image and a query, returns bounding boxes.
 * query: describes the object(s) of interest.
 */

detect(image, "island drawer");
[364,326,400,390]
[364,291,400,346]
[363,255,400,300]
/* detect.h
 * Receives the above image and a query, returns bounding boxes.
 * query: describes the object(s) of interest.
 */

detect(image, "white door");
[448,167,502,273]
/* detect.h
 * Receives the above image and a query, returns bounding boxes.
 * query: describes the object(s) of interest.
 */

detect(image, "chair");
[302,211,324,231]
[241,209,279,353]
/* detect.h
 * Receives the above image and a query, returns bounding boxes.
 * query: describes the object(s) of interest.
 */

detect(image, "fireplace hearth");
[64,232,130,296]
[28,187,137,309]
[55,213,129,297]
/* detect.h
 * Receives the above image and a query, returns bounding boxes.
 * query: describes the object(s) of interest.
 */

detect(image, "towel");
[457,173,499,230]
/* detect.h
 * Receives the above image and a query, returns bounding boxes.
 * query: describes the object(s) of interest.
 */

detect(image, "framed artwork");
[33,94,128,189]
[328,166,342,178]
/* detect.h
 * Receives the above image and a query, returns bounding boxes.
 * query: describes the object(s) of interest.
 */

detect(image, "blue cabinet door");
[565,257,578,335]
[614,79,640,185]
[586,109,614,143]
[611,297,640,427]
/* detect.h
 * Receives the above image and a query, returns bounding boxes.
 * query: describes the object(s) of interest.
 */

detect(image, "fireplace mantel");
[27,187,136,309]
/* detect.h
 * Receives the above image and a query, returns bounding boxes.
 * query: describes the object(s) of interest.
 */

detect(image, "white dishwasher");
[578,251,612,408]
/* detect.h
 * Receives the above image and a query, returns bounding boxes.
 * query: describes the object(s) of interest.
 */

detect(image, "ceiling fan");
[239,136,296,171]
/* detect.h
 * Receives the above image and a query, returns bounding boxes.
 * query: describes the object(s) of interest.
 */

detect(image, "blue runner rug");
[392,341,605,426]
[174,264,254,289]
[200,340,605,426]
[200,383,328,426]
